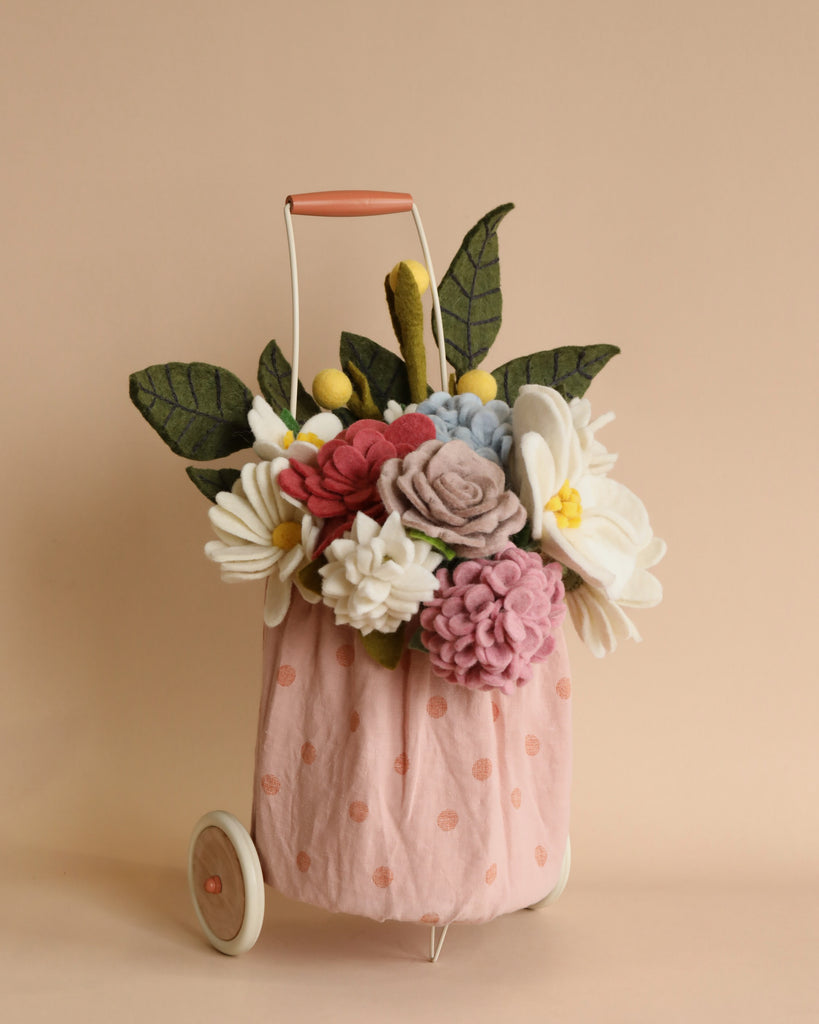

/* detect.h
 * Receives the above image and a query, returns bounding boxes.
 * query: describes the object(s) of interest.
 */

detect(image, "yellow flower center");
[545,480,583,530]
[271,521,302,551]
[282,430,325,450]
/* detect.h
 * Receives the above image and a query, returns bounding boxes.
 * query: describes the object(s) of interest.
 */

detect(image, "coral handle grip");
[286,190,414,217]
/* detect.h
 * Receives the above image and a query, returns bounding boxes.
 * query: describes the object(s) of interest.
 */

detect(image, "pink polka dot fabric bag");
[251,592,572,926]
[129,190,664,958]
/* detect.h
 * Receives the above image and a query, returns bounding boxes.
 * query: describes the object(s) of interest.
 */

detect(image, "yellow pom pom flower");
[389,259,430,295]
[312,368,353,410]
[456,369,498,404]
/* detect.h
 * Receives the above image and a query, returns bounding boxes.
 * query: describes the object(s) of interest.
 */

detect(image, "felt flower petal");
[205,460,319,626]
[319,511,442,635]
[511,385,664,604]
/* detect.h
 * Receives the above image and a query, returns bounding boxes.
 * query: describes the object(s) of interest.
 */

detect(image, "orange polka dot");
[485,864,498,885]
[420,913,440,925]
[472,758,493,781]
[426,695,448,719]
[350,710,360,732]
[394,753,410,775]
[437,809,459,832]
[525,734,541,756]
[556,676,572,700]
[372,866,394,888]
[336,644,355,667]
[511,788,522,809]
[535,845,548,867]
[491,701,500,722]
[277,664,296,687]
[349,801,369,823]
[261,774,281,796]
[296,851,311,872]
[301,742,317,765]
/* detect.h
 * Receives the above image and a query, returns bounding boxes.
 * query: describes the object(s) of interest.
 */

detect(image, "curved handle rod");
[287,190,414,217]
[283,195,448,417]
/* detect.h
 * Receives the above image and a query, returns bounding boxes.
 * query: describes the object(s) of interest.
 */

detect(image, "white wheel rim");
[188,810,265,955]
[527,836,571,910]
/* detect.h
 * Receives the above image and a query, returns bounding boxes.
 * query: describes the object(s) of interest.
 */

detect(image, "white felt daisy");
[247,395,343,465]
[205,457,321,626]
[510,385,661,600]
[565,535,667,656]
[319,511,443,635]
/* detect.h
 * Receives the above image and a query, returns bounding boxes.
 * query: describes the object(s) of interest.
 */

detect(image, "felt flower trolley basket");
[129,190,665,960]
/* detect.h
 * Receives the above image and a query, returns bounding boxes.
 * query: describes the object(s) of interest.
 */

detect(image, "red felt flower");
[278,413,436,553]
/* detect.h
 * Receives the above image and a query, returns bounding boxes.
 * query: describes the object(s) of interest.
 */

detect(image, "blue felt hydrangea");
[415,391,514,466]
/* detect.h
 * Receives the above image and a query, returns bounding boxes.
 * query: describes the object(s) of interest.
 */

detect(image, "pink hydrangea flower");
[278,414,435,554]
[420,546,566,694]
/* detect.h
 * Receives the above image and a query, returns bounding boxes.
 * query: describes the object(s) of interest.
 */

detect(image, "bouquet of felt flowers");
[130,204,664,694]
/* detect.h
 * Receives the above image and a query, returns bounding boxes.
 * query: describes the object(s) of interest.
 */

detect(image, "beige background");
[2,1,817,1021]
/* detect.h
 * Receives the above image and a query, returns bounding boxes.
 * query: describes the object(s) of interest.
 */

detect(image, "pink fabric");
[251,593,572,925]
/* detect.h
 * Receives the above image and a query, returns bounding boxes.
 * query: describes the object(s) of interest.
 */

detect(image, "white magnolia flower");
[510,385,661,600]
[319,511,443,635]
[248,395,343,465]
[383,399,418,424]
[205,458,321,627]
[565,536,667,656]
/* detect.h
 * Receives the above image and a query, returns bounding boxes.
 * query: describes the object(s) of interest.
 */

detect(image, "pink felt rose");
[377,438,527,558]
[278,414,436,554]
[419,546,566,694]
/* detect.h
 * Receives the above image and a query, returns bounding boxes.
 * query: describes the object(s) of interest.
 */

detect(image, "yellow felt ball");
[456,369,498,403]
[312,368,352,409]
[389,259,430,295]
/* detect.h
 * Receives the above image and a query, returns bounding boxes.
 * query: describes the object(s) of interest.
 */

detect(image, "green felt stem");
[345,361,382,420]
[387,264,427,405]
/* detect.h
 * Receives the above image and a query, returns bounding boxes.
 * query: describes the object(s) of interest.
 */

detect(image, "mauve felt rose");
[377,438,527,558]
[420,546,566,694]
[278,413,436,554]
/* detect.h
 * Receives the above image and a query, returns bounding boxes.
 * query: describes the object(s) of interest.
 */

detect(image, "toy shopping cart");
[185,191,573,962]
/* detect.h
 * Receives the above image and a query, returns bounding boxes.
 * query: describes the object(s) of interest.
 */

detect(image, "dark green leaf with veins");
[129,362,254,461]
[492,344,620,404]
[434,203,514,375]
[257,339,319,422]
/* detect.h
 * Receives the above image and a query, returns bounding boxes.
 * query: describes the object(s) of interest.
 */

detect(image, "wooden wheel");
[527,836,571,911]
[188,810,264,955]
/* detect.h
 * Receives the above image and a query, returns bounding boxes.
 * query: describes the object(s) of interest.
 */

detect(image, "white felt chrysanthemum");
[319,511,443,635]
[565,535,667,656]
[510,385,662,600]
[248,395,343,465]
[205,457,321,627]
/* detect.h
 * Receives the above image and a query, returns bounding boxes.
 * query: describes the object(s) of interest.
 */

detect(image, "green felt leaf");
[509,520,540,552]
[298,557,326,596]
[492,344,620,404]
[257,339,320,422]
[339,332,411,412]
[361,624,406,670]
[406,528,457,561]
[408,627,429,653]
[129,362,254,461]
[185,466,241,503]
[434,203,514,374]
[279,407,300,433]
